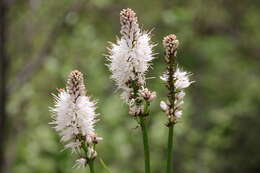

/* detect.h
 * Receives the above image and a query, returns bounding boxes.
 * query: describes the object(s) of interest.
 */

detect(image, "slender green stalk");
[166,125,174,173]
[89,160,95,173]
[131,80,151,173]
[100,158,113,173]
[99,158,112,173]
[140,117,151,173]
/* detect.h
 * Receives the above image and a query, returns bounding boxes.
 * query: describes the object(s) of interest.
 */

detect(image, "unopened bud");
[160,101,168,112]
[163,34,179,58]
[140,88,157,101]
[66,70,86,100]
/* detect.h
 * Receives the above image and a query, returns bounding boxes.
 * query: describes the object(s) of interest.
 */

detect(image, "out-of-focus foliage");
[4,0,260,173]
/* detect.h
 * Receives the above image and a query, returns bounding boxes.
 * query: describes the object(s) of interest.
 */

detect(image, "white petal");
[175,110,182,118]
[160,101,168,111]
[73,158,87,168]
[176,91,185,99]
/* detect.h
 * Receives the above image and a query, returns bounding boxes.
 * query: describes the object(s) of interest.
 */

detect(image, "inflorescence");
[160,34,193,126]
[107,8,156,117]
[50,70,102,168]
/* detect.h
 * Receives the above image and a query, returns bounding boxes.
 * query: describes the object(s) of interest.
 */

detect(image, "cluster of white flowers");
[161,68,192,90]
[50,70,102,167]
[107,8,155,102]
[160,34,193,124]
[48,8,194,171]
[160,68,192,118]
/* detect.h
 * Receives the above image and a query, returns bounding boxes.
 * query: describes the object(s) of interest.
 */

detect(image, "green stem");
[89,160,95,173]
[100,158,113,173]
[167,125,174,173]
[140,117,151,173]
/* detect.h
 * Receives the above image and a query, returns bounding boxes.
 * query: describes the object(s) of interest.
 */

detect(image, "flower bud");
[163,34,179,57]
[160,101,168,112]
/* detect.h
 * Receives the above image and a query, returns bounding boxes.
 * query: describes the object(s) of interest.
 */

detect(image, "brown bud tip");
[163,34,179,56]
[66,70,86,99]
[120,8,138,26]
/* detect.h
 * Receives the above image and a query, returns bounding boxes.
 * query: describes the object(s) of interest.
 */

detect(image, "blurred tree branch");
[0,0,9,172]
[4,100,27,173]
[7,0,86,95]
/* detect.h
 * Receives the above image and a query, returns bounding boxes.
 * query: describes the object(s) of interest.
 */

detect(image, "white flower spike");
[160,34,193,125]
[107,8,155,103]
[50,70,102,167]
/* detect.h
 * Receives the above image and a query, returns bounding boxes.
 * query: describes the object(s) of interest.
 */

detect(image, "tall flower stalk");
[50,70,102,172]
[107,8,156,173]
[160,34,193,173]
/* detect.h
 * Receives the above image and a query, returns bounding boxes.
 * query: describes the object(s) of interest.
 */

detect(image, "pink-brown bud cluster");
[163,34,179,61]
[66,70,86,101]
[120,8,138,26]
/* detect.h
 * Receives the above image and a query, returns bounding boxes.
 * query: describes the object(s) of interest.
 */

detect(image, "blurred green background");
[1,0,260,173]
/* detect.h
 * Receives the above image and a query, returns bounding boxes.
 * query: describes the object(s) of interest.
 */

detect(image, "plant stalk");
[89,160,95,173]
[167,125,174,173]
[140,117,151,173]
[100,158,113,173]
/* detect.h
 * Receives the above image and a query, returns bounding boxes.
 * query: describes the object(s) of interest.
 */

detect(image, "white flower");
[174,68,192,90]
[87,146,97,159]
[160,73,168,82]
[160,68,192,121]
[160,101,168,112]
[175,110,182,118]
[160,68,192,90]
[107,8,155,102]
[160,34,194,124]
[50,70,99,152]
[176,91,185,99]
[50,90,97,151]
[73,158,87,168]
[175,100,184,108]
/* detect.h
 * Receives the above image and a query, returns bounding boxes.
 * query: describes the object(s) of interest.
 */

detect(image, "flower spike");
[50,70,102,168]
[160,34,193,125]
[107,8,156,109]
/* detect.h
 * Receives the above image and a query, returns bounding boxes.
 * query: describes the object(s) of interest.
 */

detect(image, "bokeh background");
[1,0,260,173]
